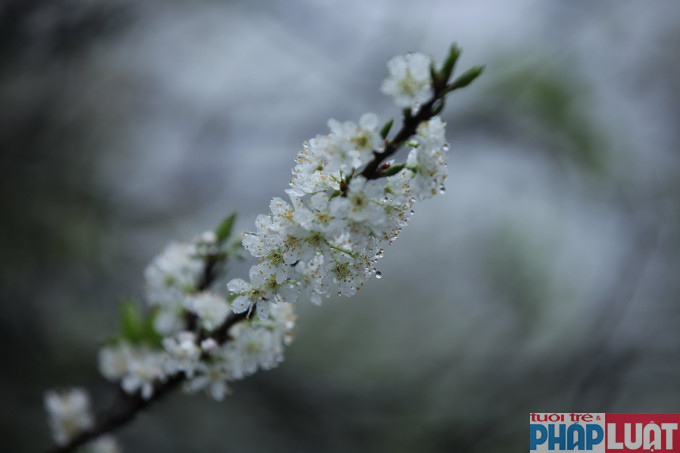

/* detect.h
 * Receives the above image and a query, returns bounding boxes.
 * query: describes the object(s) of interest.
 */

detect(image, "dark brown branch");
[197,252,219,292]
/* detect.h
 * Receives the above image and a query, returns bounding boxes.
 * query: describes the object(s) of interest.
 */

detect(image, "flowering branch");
[360,46,483,182]
[46,315,249,453]
[43,43,483,453]
[46,244,249,453]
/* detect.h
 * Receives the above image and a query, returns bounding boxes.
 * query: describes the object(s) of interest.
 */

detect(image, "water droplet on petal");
[439,185,446,194]
[410,210,415,216]
[375,271,382,279]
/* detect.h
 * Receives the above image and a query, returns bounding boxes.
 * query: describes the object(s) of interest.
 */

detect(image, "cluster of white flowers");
[46,48,478,452]
[227,51,449,318]
[94,51,448,408]
[44,388,121,452]
[96,233,297,401]
[142,236,205,335]
[86,225,292,404]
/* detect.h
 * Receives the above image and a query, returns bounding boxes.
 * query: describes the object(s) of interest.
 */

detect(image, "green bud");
[215,212,237,243]
[380,118,394,139]
[430,61,439,86]
[448,65,485,91]
[440,44,461,84]
[381,163,406,177]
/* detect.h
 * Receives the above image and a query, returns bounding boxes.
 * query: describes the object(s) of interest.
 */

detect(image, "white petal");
[231,296,251,314]
[256,301,270,320]
[359,113,378,130]
[227,278,250,294]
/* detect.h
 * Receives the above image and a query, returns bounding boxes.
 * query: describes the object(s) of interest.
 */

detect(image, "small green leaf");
[440,44,461,84]
[381,163,406,177]
[142,309,163,347]
[215,212,237,243]
[120,299,143,343]
[430,61,438,86]
[119,298,162,346]
[328,189,342,201]
[449,65,485,91]
[380,118,394,140]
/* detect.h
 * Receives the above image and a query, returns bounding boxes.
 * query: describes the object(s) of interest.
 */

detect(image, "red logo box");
[605,414,680,452]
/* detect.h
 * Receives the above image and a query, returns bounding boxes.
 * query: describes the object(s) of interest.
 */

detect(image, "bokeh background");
[2,0,679,451]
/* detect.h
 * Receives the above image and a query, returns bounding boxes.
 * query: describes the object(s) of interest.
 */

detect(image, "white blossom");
[314,113,383,173]
[184,362,232,401]
[227,262,297,320]
[329,176,387,228]
[270,302,297,346]
[381,52,434,110]
[295,254,327,305]
[144,240,204,335]
[407,145,447,200]
[98,343,133,382]
[162,331,202,378]
[44,388,94,446]
[416,116,448,150]
[200,338,218,352]
[185,292,230,331]
[120,349,166,399]
[233,325,284,373]
[81,436,122,453]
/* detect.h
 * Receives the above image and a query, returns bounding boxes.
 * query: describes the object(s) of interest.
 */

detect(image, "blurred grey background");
[2,0,679,452]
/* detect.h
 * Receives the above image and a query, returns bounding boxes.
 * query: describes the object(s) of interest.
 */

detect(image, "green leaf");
[215,212,237,243]
[440,44,461,84]
[119,298,162,347]
[430,61,438,86]
[380,118,394,140]
[449,65,485,91]
[120,299,143,343]
[381,163,406,177]
[142,309,163,347]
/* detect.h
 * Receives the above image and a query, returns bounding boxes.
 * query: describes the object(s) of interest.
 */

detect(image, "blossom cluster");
[44,46,482,452]
[44,389,121,453]
[227,52,449,319]
[97,231,297,402]
[98,297,296,401]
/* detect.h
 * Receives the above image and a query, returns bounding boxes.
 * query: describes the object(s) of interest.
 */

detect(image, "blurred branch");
[45,250,248,453]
